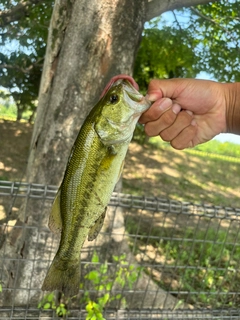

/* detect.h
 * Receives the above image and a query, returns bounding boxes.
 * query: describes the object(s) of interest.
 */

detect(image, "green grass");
[193,140,240,158]
[0,104,34,122]
[149,136,240,159]
[126,215,240,308]
[0,104,17,120]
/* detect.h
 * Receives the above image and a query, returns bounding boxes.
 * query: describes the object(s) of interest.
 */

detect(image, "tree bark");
[26,0,147,188]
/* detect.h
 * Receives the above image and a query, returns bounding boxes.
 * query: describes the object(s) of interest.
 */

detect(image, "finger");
[139,98,172,124]
[146,79,165,101]
[160,110,193,142]
[144,107,179,137]
[170,122,198,150]
[147,78,186,101]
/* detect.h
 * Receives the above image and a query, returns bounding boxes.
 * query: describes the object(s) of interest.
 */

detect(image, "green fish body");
[42,76,151,296]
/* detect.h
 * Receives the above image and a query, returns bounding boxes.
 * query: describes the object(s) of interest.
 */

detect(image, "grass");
[149,136,240,159]
[126,213,240,308]
[0,104,33,122]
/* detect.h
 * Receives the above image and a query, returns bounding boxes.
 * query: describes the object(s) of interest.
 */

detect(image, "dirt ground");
[0,120,33,181]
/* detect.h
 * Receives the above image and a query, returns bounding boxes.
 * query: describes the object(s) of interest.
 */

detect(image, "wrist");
[224,82,240,135]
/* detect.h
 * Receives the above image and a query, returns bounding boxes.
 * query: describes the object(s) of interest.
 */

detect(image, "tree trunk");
[16,105,23,121]
[26,0,147,187]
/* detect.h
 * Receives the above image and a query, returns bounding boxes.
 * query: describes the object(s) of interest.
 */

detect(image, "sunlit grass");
[0,104,34,122]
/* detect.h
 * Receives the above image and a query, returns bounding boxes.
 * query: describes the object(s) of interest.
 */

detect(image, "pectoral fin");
[48,190,62,234]
[88,208,107,241]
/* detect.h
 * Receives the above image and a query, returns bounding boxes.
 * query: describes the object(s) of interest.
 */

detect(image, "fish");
[41,74,151,297]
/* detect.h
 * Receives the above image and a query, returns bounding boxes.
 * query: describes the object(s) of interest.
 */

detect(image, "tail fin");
[42,256,80,297]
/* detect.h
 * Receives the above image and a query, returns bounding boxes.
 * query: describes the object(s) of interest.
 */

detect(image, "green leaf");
[43,302,51,309]
[85,270,100,283]
[97,293,109,307]
[92,251,99,263]
[47,292,54,302]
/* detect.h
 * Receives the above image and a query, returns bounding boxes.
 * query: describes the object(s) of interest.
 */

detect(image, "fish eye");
[109,94,119,104]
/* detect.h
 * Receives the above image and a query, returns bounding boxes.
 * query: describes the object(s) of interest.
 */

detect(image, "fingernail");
[158,98,172,111]
[172,103,181,114]
[186,110,193,116]
[146,92,162,101]
[191,119,197,126]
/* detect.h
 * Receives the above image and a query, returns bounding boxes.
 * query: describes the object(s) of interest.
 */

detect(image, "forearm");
[224,82,240,135]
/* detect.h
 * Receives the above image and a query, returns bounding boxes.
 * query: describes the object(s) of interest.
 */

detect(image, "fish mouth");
[120,79,152,113]
[100,75,151,114]
[121,80,143,102]
[100,74,139,98]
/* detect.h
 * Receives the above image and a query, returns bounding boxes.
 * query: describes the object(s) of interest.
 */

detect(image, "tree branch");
[0,0,45,28]
[146,0,220,21]
[190,7,229,32]
[0,59,44,73]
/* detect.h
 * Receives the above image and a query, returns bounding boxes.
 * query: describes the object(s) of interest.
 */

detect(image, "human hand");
[139,78,228,149]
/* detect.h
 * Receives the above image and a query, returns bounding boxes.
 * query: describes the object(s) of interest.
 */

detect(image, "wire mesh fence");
[1,181,240,319]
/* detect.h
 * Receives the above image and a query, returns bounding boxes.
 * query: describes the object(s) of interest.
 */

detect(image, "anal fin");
[88,208,107,241]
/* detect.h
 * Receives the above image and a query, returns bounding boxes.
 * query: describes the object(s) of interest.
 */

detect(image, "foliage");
[134,23,201,92]
[126,216,240,308]
[134,0,240,92]
[189,0,240,82]
[0,92,33,121]
[0,0,53,120]
[82,252,142,319]
[157,228,240,307]
[0,103,17,120]
[38,292,68,317]
[38,252,142,319]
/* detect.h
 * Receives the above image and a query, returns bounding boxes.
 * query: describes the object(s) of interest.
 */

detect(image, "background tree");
[0,0,53,121]
[134,25,201,91]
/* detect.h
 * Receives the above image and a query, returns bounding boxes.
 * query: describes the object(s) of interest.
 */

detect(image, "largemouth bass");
[42,75,151,297]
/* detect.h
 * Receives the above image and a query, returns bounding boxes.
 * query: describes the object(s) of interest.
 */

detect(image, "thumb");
[147,78,187,101]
